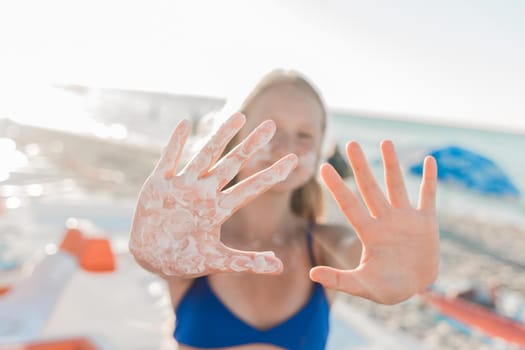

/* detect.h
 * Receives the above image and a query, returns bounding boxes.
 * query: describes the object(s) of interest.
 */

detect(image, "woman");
[129,69,439,349]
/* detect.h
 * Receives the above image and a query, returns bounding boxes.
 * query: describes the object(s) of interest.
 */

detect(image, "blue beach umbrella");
[409,145,520,197]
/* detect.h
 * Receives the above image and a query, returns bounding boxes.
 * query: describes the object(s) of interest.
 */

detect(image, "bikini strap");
[305,220,317,267]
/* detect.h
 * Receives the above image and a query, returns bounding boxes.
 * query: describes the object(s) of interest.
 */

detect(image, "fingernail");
[311,269,335,285]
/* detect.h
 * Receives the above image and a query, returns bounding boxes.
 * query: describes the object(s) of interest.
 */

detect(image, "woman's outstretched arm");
[311,140,439,305]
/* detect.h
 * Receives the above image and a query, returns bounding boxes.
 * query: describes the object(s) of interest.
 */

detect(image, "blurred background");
[1,1,524,349]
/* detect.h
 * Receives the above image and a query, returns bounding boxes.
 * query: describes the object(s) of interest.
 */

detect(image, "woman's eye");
[298,132,312,139]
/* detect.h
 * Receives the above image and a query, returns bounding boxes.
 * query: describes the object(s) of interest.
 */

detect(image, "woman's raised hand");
[129,113,297,277]
[310,141,439,304]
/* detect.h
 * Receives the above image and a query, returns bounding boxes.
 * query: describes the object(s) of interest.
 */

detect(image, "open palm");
[129,113,297,277]
[310,141,439,304]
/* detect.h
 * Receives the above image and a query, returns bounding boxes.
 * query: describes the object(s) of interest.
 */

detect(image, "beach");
[1,89,525,349]
[324,187,525,350]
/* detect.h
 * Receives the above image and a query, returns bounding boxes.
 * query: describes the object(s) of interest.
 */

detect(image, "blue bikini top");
[173,222,330,349]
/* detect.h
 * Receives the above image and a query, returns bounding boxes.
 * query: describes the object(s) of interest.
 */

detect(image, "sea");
[327,112,525,226]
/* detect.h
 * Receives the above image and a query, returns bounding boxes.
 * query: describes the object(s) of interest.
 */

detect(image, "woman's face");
[236,83,324,192]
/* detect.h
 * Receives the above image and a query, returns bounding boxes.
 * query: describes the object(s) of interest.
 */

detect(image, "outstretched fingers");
[418,156,438,213]
[155,119,192,178]
[320,163,372,234]
[182,113,246,179]
[347,142,389,217]
[381,140,410,208]
[217,154,298,222]
[210,119,276,188]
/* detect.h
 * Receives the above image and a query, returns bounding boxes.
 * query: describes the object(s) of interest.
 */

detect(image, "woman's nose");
[269,132,293,154]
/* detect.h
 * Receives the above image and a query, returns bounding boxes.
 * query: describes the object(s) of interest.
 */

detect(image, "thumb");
[309,266,367,297]
[220,244,284,275]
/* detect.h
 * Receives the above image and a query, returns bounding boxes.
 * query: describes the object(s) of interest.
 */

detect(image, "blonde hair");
[224,69,327,221]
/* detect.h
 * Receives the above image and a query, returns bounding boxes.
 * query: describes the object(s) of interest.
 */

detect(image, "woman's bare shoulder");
[313,222,356,243]
[166,277,195,308]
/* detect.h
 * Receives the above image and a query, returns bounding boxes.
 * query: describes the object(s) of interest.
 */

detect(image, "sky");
[1,0,524,133]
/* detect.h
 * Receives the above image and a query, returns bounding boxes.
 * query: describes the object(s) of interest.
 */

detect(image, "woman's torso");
[170,220,336,350]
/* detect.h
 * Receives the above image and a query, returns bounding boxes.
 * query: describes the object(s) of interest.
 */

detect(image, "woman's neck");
[222,191,304,249]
